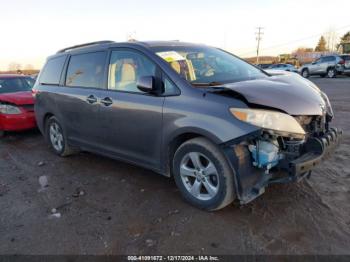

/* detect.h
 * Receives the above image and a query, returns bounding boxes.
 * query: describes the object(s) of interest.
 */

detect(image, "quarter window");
[66,52,106,88]
[39,56,66,85]
[108,50,156,93]
[163,77,180,96]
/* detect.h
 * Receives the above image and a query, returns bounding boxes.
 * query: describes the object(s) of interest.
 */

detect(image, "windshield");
[152,46,267,86]
[0,77,34,94]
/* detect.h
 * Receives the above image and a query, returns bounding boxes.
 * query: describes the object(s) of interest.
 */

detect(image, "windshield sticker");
[156,51,185,62]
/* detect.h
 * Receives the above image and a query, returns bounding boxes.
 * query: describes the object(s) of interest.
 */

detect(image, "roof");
[54,40,205,55]
[0,74,29,78]
[134,41,204,48]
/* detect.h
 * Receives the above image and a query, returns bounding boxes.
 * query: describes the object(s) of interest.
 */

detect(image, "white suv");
[299,55,345,78]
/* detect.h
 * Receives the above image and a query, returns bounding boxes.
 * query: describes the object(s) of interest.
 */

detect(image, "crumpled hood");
[0,91,34,105]
[223,74,326,115]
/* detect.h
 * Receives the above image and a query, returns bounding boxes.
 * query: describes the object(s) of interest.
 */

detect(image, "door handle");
[86,95,97,104]
[101,97,113,106]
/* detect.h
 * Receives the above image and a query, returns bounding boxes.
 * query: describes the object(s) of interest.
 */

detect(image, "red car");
[0,75,36,137]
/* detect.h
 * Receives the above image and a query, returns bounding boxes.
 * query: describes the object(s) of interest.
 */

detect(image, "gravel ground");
[0,76,349,255]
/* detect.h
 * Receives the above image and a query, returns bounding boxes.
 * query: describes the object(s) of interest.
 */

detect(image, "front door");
[309,58,322,74]
[98,49,164,169]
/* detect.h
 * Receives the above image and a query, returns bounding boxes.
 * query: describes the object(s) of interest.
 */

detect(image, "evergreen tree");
[340,31,350,43]
[315,36,328,52]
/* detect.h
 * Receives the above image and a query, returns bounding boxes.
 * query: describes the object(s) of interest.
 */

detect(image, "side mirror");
[137,76,155,93]
[311,62,316,65]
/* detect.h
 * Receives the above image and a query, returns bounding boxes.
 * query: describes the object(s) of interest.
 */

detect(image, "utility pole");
[255,27,264,64]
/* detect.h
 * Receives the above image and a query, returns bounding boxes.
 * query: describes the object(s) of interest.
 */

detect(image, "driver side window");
[108,50,156,93]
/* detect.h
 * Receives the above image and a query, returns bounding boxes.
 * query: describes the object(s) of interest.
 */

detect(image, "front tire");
[301,69,309,78]
[172,137,235,211]
[45,116,77,156]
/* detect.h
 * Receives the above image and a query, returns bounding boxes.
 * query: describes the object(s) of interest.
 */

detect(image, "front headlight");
[320,92,333,118]
[0,104,22,114]
[230,108,305,137]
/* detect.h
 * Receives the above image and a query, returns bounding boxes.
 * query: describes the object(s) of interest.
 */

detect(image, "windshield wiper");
[191,81,224,87]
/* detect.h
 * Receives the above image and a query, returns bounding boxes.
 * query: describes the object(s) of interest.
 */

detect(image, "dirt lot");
[0,77,349,255]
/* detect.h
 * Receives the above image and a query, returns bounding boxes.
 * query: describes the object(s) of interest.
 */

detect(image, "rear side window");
[66,52,107,88]
[323,56,335,62]
[39,56,66,85]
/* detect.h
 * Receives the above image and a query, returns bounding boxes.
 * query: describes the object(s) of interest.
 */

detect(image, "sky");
[1,0,350,70]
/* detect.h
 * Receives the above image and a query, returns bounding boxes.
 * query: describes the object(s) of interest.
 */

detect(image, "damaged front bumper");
[288,127,342,179]
[222,127,343,204]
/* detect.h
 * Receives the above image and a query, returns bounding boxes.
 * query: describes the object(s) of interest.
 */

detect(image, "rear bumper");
[0,111,36,131]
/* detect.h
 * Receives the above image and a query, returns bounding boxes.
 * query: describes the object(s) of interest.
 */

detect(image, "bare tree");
[8,62,22,72]
[325,27,339,52]
[126,31,137,42]
[24,64,34,70]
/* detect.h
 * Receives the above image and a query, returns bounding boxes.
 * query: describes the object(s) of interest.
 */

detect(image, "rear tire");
[172,137,235,211]
[302,69,309,78]
[45,116,77,157]
[327,68,336,78]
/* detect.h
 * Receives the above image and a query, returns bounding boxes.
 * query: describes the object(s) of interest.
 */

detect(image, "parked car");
[0,75,36,137]
[34,41,342,210]
[268,63,298,73]
[299,55,345,78]
[256,63,272,69]
[340,54,350,76]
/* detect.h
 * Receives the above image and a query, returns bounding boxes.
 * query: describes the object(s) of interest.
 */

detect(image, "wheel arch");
[43,112,54,132]
[163,129,222,177]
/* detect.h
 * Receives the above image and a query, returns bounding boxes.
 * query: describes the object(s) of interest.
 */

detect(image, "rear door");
[323,56,335,72]
[97,48,164,169]
[56,51,107,147]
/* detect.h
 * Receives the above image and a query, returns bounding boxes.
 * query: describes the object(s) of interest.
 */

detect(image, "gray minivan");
[34,41,342,210]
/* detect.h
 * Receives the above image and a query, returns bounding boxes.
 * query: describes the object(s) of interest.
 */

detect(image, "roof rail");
[56,40,115,54]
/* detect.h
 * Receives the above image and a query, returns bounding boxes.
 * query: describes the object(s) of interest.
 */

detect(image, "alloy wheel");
[49,122,64,152]
[179,152,219,201]
[302,70,309,78]
[328,69,335,78]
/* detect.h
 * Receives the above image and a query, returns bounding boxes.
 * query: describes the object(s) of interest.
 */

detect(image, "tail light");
[338,59,345,65]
